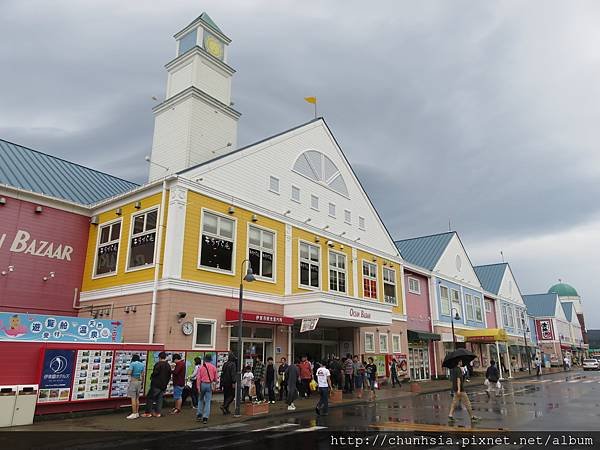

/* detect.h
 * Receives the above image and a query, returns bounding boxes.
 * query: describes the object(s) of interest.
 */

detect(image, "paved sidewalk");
[6,366,569,432]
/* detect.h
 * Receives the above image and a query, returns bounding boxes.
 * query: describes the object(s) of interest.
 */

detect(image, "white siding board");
[433,235,481,288]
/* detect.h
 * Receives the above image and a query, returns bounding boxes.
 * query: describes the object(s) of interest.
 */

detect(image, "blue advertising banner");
[0,311,123,343]
[38,349,76,403]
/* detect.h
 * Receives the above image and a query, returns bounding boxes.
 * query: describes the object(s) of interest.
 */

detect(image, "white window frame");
[465,294,474,321]
[299,240,320,290]
[192,318,217,350]
[502,304,509,328]
[362,260,378,300]
[291,185,301,203]
[92,218,122,279]
[344,209,352,224]
[269,176,280,194]
[474,297,483,322]
[506,304,515,328]
[379,334,389,354]
[364,332,375,353]
[125,206,159,272]
[358,216,366,230]
[440,285,450,316]
[383,267,397,305]
[450,288,461,317]
[328,202,336,218]
[327,250,347,294]
[198,208,237,275]
[310,194,319,211]
[408,277,421,294]
[485,299,492,313]
[515,308,522,332]
[392,334,401,353]
[247,223,277,283]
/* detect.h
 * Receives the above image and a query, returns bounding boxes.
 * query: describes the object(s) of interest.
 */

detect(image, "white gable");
[497,266,525,306]
[181,119,400,256]
[433,234,481,288]
[554,298,568,321]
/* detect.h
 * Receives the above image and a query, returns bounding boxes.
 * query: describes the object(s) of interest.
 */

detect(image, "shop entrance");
[292,325,354,362]
[229,325,274,368]
[408,345,430,381]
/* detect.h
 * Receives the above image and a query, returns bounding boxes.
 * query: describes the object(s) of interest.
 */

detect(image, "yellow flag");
[304,96,317,104]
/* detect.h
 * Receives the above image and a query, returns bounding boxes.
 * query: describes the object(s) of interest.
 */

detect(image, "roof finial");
[448,218,451,232]
[500,251,504,262]
[558,278,562,283]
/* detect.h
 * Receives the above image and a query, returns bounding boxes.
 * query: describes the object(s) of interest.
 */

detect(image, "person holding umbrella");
[443,349,480,424]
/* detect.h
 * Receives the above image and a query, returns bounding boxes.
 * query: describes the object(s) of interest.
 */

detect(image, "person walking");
[298,356,312,398]
[352,355,365,399]
[390,358,401,388]
[252,355,266,403]
[196,354,218,424]
[266,357,276,404]
[365,357,377,402]
[125,354,145,419]
[277,357,289,401]
[285,359,300,410]
[220,352,237,415]
[448,360,480,423]
[485,360,501,398]
[170,353,185,414]
[315,363,332,416]
[189,357,202,409]
[142,352,171,418]
[343,353,354,393]
[535,357,542,376]
[241,366,254,402]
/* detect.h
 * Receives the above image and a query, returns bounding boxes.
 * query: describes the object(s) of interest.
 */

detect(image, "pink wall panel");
[485,296,497,328]
[0,196,89,315]
[404,271,432,332]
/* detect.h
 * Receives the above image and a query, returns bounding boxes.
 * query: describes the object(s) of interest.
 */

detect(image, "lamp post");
[522,321,531,374]
[450,308,461,350]
[234,259,255,417]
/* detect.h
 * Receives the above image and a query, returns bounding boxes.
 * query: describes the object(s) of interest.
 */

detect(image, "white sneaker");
[287,405,294,411]
[291,403,296,410]
[126,413,139,419]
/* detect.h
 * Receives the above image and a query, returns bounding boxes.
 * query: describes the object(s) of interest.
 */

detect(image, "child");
[242,365,254,403]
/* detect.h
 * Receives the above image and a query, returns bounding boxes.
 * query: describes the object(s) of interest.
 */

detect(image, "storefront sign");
[0,229,74,261]
[0,312,123,343]
[38,349,76,403]
[225,309,294,326]
[300,318,319,333]
[349,308,371,320]
[440,332,465,343]
[536,319,554,340]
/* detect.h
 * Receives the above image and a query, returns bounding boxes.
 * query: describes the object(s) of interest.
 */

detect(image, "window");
[392,334,401,353]
[440,285,450,315]
[474,297,483,322]
[292,150,349,197]
[248,225,275,280]
[300,242,320,288]
[507,305,515,328]
[465,294,474,321]
[501,304,509,328]
[365,332,375,353]
[178,28,197,55]
[310,194,319,210]
[291,186,300,202]
[344,209,352,224]
[328,202,336,217]
[128,209,157,269]
[199,211,235,272]
[359,216,366,230]
[450,289,461,317]
[362,261,378,299]
[383,268,397,304]
[379,334,388,353]
[408,277,421,294]
[515,309,523,332]
[269,176,280,193]
[485,299,492,313]
[193,318,216,349]
[95,220,121,276]
[328,251,346,293]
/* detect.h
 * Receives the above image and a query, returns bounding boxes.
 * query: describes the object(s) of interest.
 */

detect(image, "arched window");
[292,150,349,197]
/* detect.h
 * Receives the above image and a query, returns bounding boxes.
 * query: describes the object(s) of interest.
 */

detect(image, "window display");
[71,350,113,401]
[110,350,148,398]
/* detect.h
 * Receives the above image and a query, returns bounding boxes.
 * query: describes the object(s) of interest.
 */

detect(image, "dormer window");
[178,29,198,56]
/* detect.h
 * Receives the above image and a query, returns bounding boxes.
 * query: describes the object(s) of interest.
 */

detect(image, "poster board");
[71,349,113,401]
[144,351,186,395]
[38,349,76,403]
[110,350,148,398]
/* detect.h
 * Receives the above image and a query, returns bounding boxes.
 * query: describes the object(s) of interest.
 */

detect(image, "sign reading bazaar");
[0,312,123,343]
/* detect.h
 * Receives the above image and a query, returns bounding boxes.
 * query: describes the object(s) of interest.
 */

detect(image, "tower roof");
[548,282,579,297]
[198,12,223,34]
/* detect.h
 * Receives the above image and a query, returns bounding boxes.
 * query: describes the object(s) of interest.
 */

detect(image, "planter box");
[244,402,269,416]
[329,389,343,403]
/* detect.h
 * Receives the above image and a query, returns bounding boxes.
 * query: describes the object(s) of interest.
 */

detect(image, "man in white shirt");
[315,364,332,416]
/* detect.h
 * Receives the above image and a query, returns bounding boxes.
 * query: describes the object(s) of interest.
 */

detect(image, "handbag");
[249,383,257,397]
[373,381,379,389]
[484,378,490,386]
[309,379,318,391]
[496,380,502,389]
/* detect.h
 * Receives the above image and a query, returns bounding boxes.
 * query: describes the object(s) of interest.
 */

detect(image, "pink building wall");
[405,271,432,332]
[485,296,497,328]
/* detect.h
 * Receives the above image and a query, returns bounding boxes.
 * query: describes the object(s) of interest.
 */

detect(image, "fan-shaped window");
[293,150,349,197]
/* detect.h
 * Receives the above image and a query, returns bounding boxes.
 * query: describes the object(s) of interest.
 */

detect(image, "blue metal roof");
[474,263,507,295]
[395,232,454,270]
[0,139,138,205]
[523,293,559,318]
[561,302,574,322]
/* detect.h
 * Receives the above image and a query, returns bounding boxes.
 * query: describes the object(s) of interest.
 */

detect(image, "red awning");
[560,344,572,350]
[225,309,295,326]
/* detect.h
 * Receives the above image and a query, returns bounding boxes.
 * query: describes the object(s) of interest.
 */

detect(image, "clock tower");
[148,13,240,181]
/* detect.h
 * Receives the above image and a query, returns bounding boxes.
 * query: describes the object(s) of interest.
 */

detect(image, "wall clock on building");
[204,33,223,60]
[181,321,194,336]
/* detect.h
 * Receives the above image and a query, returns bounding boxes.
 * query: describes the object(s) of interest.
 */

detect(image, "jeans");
[391,372,400,387]
[317,387,329,414]
[255,380,263,401]
[197,382,212,419]
[344,374,353,392]
[301,379,311,397]
[267,381,275,402]
[223,383,235,411]
[144,386,165,414]
[190,382,199,407]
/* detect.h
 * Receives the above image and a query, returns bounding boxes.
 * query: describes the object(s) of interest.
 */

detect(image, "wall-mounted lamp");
[228,206,235,214]
[327,240,334,247]
[354,237,361,242]
[323,225,329,230]
[372,257,377,262]
[115,208,122,216]
[315,236,320,243]
[383,261,388,266]
[42,271,55,281]
[177,311,187,323]
[35,205,43,214]
[134,201,142,209]
[251,214,258,222]
[304,218,311,223]
[1,265,14,276]
[195,177,204,182]
[0,197,6,205]
[339,244,344,250]
[339,231,346,237]
[283,210,291,216]
[90,215,99,225]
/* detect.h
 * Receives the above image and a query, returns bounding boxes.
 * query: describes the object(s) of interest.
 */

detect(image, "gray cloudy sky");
[2,1,599,326]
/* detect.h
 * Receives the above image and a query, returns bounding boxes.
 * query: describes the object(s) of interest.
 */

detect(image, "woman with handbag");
[196,354,217,425]
[485,360,501,398]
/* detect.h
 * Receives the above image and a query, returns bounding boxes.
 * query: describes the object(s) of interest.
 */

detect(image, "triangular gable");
[433,233,482,288]
[497,264,525,306]
[554,296,568,321]
[180,118,401,257]
[561,302,574,323]
[395,232,454,271]
[473,263,506,295]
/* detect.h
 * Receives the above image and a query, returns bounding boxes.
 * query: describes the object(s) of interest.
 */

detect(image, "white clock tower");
[148,13,240,181]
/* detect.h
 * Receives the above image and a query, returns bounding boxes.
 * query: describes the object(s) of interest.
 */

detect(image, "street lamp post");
[234,260,255,417]
[523,323,531,374]
[450,308,461,350]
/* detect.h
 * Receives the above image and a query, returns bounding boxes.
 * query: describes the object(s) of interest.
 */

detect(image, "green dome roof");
[548,283,579,297]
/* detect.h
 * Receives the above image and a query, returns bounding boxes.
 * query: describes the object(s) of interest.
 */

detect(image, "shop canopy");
[407,330,441,343]
[225,309,295,326]
[457,328,508,344]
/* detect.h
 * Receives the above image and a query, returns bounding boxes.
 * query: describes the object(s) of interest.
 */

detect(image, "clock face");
[182,321,194,336]
[204,33,223,60]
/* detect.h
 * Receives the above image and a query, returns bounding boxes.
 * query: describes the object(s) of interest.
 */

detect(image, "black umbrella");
[442,348,476,369]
